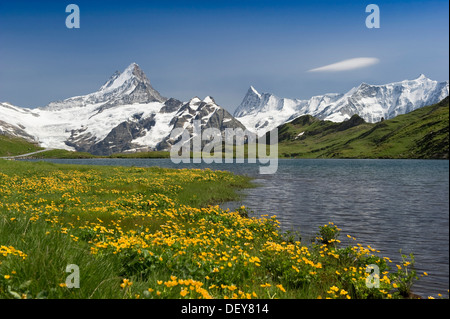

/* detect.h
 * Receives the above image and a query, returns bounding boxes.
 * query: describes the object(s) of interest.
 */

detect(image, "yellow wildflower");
[120,278,133,289]
[180,289,189,297]
[276,284,286,293]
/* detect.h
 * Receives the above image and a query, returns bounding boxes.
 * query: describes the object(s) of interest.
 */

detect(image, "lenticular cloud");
[308,57,380,72]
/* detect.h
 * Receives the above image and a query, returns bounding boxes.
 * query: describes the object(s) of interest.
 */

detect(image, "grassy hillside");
[32,149,98,159]
[277,97,449,159]
[0,135,43,157]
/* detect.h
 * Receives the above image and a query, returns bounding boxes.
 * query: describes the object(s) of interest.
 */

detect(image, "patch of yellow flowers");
[0,245,27,260]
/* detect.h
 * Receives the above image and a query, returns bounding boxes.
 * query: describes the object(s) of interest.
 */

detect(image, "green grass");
[20,148,171,159]
[109,151,171,158]
[0,135,43,157]
[0,213,122,298]
[33,149,98,159]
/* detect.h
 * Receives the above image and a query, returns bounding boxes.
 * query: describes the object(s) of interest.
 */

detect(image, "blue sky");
[0,0,448,112]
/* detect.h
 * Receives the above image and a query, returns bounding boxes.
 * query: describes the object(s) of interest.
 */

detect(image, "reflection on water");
[23,158,449,298]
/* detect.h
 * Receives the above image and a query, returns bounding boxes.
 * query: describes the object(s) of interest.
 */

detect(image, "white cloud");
[308,57,380,72]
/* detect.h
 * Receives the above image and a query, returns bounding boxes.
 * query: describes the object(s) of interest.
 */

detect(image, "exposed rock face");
[160,98,183,113]
[156,96,247,151]
[0,119,38,143]
[66,114,158,155]
[88,116,155,156]
[62,93,247,155]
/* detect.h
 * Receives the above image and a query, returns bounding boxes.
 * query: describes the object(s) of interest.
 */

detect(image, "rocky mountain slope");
[0,63,244,155]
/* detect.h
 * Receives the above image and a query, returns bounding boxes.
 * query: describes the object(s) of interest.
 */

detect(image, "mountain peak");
[98,63,166,103]
[126,62,148,81]
[126,62,139,70]
[415,74,427,80]
[44,63,166,110]
[233,86,264,117]
[100,63,146,92]
[203,96,216,104]
[189,96,202,104]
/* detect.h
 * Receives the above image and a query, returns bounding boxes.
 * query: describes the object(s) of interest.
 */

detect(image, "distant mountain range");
[276,96,449,159]
[0,63,448,155]
[234,75,449,134]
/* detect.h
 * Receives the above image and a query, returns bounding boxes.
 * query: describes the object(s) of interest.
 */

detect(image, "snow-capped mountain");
[45,63,166,111]
[235,75,449,134]
[1,64,448,155]
[0,63,244,155]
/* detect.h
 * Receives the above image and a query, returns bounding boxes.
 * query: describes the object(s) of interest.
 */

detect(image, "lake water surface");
[23,158,449,298]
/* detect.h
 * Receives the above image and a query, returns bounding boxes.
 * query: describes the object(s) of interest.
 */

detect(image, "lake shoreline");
[1,159,445,299]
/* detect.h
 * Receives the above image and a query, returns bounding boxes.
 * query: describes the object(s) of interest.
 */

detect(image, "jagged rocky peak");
[129,62,147,81]
[98,62,167,104]
[187,96,217,107]
[249,85,261,96]
[160,97,183,113]
[101,62,148,90]
[233,86,264,117]
[44,63,166,111]
[183,96,219,112]
[203,96,216,104]
[189,96,202,104]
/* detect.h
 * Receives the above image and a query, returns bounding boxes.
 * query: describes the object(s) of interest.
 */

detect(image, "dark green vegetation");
[109,151,171,159]
[278,97,449,159]
[31,149,97,159]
